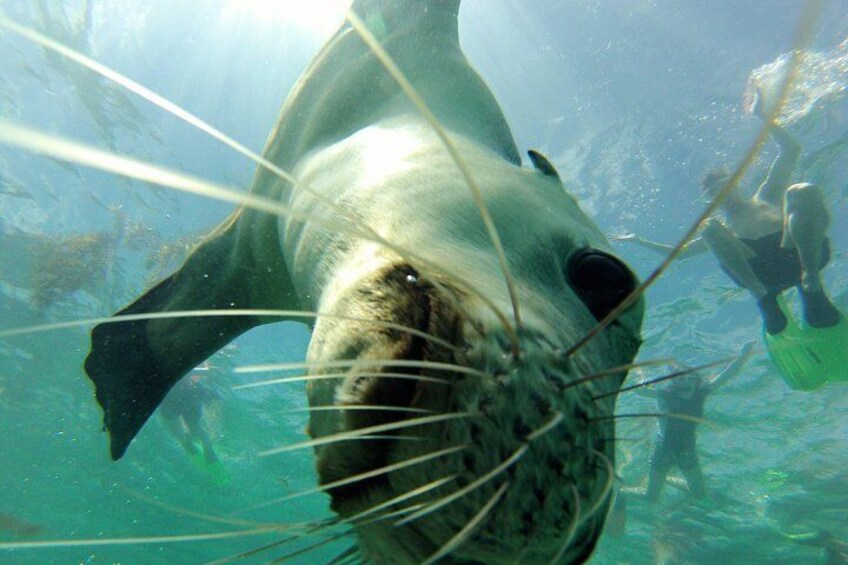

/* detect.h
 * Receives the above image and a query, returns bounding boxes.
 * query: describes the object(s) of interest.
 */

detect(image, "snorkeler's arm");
[707,341,755,391]
[611,234,709,260]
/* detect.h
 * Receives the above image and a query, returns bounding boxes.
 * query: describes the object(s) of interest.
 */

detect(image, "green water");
[1,1,847,563]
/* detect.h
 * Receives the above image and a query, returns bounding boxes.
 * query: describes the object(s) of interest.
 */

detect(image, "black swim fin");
[85,212,294,459]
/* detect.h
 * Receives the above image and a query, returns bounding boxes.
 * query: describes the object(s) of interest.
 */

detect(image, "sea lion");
[84,0,644,563]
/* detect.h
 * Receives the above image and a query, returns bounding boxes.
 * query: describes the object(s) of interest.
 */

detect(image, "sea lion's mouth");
[305,263,464,510]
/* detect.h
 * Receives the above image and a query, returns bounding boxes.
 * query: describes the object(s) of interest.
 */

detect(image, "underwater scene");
[1,0,847,563]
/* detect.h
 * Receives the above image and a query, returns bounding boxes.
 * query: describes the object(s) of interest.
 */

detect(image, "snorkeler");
[645,342,754,503]
[159,364,221,465]
[616,90,847,390]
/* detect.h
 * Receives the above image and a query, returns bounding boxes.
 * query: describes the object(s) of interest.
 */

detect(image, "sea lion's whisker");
[119,484,309,532]
[395,444,528,526]
[525,411,565,441]
[592,357,733,401]
[280,404,434,415]
[548,484,581,565]
[560,358,675,392]
[0,529,276,551]
[421,481,510,565]
[331,552,361,565]
[248,446,465,513]
[344,475,460,526]
[347,9,523,342]
[359,502,429,525]
[205,517,351,565]
[591,412,709,427]
[266,530,354,565]
[393,411,569,528]
[234,372,451,390]
[564,0,823,360]
[0,307,455,351]
[236,359,488,379]
[260,412,478,456]
[326,545,360,565]
[204,531,322,565]
[581,449,616,523]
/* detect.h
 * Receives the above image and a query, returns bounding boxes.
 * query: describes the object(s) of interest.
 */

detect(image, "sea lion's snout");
[397,328,623,564]
[301,257,635,563]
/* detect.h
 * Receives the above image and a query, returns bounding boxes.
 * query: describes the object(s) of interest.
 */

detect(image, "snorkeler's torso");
[657,385,709,448]
[722,197,783,240]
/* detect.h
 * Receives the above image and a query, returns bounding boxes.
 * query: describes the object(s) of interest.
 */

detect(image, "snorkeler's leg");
[647,446,673,503]
[679,451,707,499]
[164,416,197,455]
[180,404,219,462]
[195,426,220,464]
[702,219,786,332]
[757,290,790,335]
[703,220,766,297]
[783,183,840,327]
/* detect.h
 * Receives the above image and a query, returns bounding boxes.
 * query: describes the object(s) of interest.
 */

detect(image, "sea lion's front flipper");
[85,212,293,460]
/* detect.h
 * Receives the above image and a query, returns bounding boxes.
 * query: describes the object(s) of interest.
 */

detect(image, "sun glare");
[222,0,354,38]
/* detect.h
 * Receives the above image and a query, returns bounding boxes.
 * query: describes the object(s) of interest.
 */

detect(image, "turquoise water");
[1,1,847,563]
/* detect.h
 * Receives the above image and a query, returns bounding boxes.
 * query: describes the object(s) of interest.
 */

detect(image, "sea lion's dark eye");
[567,248,637,321]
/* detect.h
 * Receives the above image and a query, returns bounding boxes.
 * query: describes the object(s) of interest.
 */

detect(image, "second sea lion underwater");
[83,1,644,562]
[2,1,650,563]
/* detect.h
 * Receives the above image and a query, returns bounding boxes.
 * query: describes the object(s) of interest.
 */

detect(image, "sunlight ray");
[0,120,289,215]
[0,18,516,339]
[0,15,297,184]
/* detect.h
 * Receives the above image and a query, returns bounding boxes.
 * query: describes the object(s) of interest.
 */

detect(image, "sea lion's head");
[298,147,644,562]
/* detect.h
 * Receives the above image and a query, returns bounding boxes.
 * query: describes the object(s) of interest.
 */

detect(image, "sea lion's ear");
[528,150,561,182]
